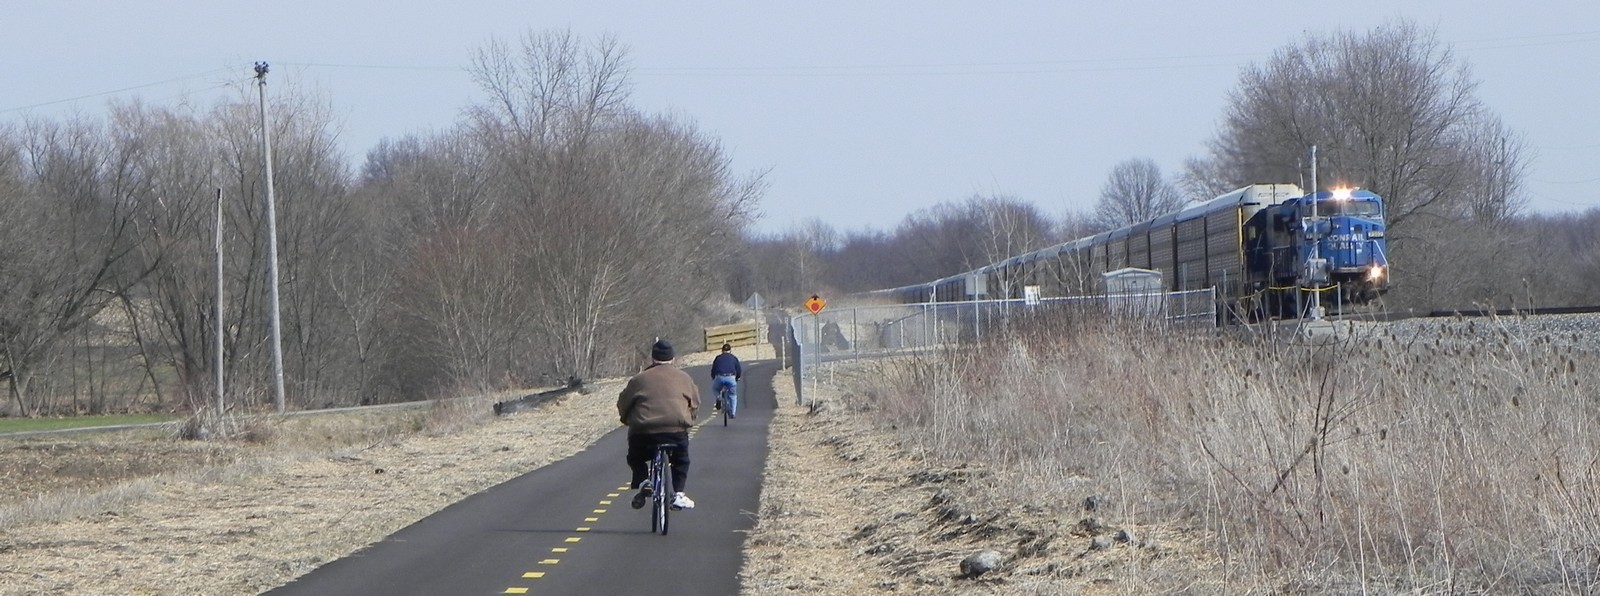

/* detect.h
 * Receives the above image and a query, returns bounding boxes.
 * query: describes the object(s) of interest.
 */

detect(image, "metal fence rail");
[788,288,1216,403]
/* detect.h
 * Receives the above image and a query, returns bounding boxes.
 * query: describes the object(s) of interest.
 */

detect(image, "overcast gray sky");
[6,1,1597,235]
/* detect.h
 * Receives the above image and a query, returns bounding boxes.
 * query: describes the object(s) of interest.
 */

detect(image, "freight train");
[872,183,1389,321]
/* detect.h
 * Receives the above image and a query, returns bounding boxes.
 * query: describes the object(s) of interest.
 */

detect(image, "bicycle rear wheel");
[721,387,729,426]
[651,449,672,535]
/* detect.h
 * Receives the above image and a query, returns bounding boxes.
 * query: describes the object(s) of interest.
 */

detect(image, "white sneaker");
[671,492,695,510]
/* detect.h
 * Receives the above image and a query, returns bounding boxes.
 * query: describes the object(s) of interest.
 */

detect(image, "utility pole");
[255,62,287,414]
[215,188,226,417]
[1308,145,1324,321]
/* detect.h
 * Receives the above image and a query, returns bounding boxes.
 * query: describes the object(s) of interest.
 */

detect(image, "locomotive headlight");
[1331,188,1354,201]
[1367,265,1385,280]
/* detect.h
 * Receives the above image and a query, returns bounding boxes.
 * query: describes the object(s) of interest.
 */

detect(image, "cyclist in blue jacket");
[709,343,743,418]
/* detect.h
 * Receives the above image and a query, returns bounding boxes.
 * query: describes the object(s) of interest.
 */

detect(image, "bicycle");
[645,443,677,535]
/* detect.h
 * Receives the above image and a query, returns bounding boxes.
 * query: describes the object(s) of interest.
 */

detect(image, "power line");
[1455,29,1600,50]
[0,62,461,116]
[1524,188,1600,207]
[639,63,1248,78]
[1541,142,1600,152]
[1,68,236,114]
[1534,176,1600,185]
[278,54,1257,78]
[277,61,464,73]
[636,51,1263,74]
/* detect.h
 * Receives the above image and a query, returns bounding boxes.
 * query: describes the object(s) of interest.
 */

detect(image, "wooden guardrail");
[704,321,758,351]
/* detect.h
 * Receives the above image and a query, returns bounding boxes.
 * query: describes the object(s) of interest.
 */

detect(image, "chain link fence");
[785,288,1217,403]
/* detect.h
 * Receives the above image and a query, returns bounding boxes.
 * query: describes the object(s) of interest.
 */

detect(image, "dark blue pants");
[627,431,690,493]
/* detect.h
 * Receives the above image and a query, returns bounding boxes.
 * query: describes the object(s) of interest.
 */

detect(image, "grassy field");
[0,413,178,434]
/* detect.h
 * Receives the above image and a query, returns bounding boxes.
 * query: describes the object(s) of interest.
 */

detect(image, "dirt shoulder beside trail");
[0,354,1200,595]
[748,366,1210,596]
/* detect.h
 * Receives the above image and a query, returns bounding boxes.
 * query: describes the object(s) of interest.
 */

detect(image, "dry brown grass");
[836,313,1600,593]
[0,382,625,595]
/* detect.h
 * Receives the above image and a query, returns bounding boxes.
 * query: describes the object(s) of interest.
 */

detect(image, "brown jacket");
[617,363,700,434]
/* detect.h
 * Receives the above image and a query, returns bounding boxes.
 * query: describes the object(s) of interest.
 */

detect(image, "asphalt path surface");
[265,360,777,596]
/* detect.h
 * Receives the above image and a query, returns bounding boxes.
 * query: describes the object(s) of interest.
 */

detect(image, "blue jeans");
[712,375,738,416]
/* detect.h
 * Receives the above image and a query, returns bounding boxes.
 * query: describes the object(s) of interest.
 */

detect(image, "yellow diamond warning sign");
[804,294,825,315]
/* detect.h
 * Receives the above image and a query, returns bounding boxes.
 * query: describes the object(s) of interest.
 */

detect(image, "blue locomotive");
[1250,187,1388,318]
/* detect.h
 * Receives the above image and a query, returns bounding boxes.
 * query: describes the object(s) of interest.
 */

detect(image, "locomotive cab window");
[1345,201,1382,217]
[1313,200,1383,217]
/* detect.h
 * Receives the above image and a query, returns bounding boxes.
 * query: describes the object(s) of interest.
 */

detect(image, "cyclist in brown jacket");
[617,339,701,510]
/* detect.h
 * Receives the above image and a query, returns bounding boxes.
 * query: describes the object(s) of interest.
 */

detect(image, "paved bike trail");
[264,360,777,596]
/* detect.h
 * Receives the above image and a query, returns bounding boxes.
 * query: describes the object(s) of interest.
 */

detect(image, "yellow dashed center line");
[502,478,638,593]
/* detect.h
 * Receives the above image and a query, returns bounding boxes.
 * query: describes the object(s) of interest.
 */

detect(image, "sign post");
[745,293,766,360]
[803,295,825,405]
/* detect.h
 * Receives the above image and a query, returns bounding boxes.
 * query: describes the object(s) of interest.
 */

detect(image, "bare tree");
[103,100,228,413]
[0,128,51,414]
[459,29,760,381]
[0,117,157,416]
[1500,209,1600,308]
[1093,158,1184,229]
[1456,115,1529,225]
[1176,155,1234,204]
[843,195,1055,295]
[895,202,985,281]
[1049,207,1103,295]
[1198,20,1521,230]
[1055,207,1100,242]
[821,229,889,294]
[361,133,496,243]
[967,194,1053,265]
[354,132,497,400]
[737,232,818,305]
[788,218,838,295]
[387,227,528,396]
